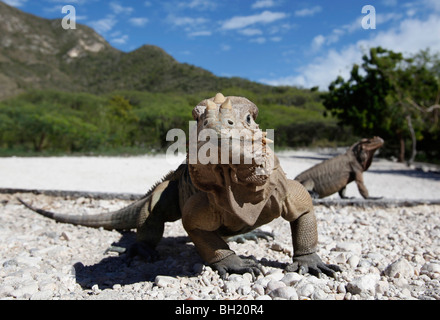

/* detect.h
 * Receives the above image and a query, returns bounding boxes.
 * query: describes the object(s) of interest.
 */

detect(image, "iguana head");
[349,136,384,170]
[190,93,274,191]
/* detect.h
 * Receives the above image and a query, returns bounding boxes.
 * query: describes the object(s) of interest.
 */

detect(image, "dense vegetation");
[2,48,438,163]
[1,48,439,163]
[0,87,353,156]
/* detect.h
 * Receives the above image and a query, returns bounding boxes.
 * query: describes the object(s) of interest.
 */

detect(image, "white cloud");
[239,28,263,36]
[90,16,117,34]
[308,12,402,52]
[110,2,133,15]
[260,46,361,88]
[170,16,208,27]
[221,44,231,51]
[250,37,266,44]
[251,0,276,9]
[43,4,62,13]
[312,16,362,48]
[268,22,295,35]
[177,0,216,11]
[167,15,211,37]
[362,15,440,54]
[111,34,128,45]
[2,0,27,7]
[423,0,440,12]
[188,30,212,37]
[342,16,363,33]
[261,14,440,89]
[376,12,403,25]
[311,34,325,51]
[45,0,96,4]
[129,17,149,27]
[294,6,322,17]
[221,11,287,30]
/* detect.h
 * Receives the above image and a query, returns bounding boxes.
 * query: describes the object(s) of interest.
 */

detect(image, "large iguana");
[295,137,384,199]
[19,93,340,279]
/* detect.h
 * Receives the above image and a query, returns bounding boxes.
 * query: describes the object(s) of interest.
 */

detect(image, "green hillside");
[0,89,353,155]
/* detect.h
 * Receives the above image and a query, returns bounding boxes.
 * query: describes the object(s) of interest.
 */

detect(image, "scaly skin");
[295,137,384,199]
[19,93,340,279]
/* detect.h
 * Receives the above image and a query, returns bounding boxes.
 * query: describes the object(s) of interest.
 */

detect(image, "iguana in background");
[19,93,340,279]
[295,137,384,199]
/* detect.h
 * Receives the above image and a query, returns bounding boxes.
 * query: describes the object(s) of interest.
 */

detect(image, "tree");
[104,95,139,147]
[322,47,439,163]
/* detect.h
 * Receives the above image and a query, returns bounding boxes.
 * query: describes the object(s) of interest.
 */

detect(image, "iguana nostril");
[228,120,234,126]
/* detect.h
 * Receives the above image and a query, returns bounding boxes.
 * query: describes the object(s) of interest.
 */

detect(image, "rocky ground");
[1,193,439,300]
[1,151,439,300]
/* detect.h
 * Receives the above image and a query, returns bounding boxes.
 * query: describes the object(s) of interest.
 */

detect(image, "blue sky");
[3,0,440,89]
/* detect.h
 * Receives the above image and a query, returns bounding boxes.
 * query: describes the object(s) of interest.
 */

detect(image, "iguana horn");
[214,93,226,104]
[220,98,232,110]
[266,138,274,144]
[206,100,217,110]
[263,137,274,144]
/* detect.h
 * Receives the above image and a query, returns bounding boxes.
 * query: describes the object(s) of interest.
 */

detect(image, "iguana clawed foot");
[286,253,341,278]
[211,254,264,280]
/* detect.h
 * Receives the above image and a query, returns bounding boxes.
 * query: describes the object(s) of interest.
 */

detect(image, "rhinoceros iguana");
[19,93,340,279]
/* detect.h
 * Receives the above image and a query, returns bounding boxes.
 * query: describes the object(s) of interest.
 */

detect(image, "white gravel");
[1,150,439,199]
[0,150,439,300]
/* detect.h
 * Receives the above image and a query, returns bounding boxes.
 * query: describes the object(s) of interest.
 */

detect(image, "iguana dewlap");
[19,93,340,279]
[295,137,384,199]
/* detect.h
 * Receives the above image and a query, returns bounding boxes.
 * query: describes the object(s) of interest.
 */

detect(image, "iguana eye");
[246,114,252,124]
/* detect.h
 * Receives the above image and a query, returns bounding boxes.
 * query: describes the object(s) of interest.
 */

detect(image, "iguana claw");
[286,253,341,278]
[211,254,264,280]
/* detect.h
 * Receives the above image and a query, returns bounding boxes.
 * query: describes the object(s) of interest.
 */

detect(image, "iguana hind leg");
[299,178,320,199]
[127,179,181,262]
[338,186,353,199]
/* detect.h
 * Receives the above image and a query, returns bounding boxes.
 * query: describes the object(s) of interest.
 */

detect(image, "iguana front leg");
[182,192,263,279]
[287,213,340,277]
[284,180,341,277]
[128,179,181,262]
[354,171,382,200]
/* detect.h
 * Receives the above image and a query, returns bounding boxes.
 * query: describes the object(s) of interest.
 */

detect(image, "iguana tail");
[18,196,149,230]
